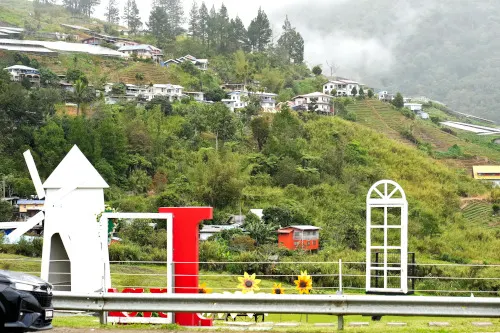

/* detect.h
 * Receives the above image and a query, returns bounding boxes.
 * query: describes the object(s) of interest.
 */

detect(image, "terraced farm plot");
[347,100,500,163]
[462,201,500,228]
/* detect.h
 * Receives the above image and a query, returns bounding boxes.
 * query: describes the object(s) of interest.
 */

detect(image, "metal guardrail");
[53,292,500,317]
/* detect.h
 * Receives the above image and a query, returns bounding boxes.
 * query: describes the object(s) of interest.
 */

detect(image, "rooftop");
[153,84,183,89]
[43,145,109,189]
[4,65,39,71]
[118,44,161,52]
[294,92,332,99]
[279,225,320,231]
[472,166,500,180]
[0,39,126,57]
[17,199,45,205]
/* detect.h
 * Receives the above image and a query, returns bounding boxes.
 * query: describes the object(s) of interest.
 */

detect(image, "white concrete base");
[108,316,170,324]
[429,322,450,327]
[349,322,369,327]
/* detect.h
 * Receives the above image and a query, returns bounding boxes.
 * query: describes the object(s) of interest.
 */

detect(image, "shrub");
[400,126,418,144]
[343,111,357,122]
[430,115,442,125]
[493,204,500,215]
[108,242,145,262]
[14,237,43,257]
[441,127,457,136]
[400,107,416,119]
[230,235,256,252]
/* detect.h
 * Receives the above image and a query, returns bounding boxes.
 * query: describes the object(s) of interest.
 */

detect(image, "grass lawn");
[3,253,500,332]
[52,314,500,332]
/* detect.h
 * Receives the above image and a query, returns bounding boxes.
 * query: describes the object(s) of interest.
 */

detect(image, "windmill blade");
[5,211,44,244]
[23,150,45,199]
[44,184,79,207]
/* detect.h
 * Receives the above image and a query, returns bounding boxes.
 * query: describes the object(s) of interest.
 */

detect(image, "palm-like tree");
[73,79,87,116]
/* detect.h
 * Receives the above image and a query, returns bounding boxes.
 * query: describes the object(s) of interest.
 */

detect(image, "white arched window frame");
[366,180,408,294]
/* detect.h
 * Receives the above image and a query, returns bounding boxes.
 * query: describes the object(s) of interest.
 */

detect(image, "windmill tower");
[9,145,109,292]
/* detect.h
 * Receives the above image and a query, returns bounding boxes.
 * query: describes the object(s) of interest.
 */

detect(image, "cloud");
[302,31,394,81]
[93,0,430,86]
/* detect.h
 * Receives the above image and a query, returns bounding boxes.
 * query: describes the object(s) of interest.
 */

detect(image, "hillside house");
[162,54,209,71]
[0,26,23,38]
[114,40,139,48]
[17,199,44,220]
[0,38,126,57]
[378,91,394,102]
[404,103,423,112]
[222,90,278,112]
[4,65,40,85]
[150,84,184,101]
[59,81,74,92]
[82,37,108,45]
[221,83,247,91]
[292,92,333,113]
[199,214,246,241]
[222,90,249,111]
[118,44,163,63]
[472,166,500,187]
[278,226,320,251]
[253,92,278,111]
[184,91,204,102]
[418,112,429,120]
[323,79,361,96]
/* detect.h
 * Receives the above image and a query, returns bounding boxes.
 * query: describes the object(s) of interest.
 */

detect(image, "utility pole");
[326,60,339,78]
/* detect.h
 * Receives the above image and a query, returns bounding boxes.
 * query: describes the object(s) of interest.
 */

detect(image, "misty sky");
[94,0,390,83]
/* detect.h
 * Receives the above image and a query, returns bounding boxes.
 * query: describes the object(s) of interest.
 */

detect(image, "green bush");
[108,242,145,262]
[400,107,416,119]
[13,237,43,257]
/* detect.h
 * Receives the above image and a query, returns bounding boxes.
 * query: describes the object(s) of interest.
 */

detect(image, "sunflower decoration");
[198,282,212,294]
[272,283,285,295]
[237,272,261,293]
[294,270,313,294]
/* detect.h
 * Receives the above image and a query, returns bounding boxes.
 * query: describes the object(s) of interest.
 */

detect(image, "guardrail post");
[99,311,108,325]
[338,315,344,330]
[339,259,342,293]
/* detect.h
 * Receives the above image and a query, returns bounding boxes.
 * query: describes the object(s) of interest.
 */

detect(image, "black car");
[0,270,53,332]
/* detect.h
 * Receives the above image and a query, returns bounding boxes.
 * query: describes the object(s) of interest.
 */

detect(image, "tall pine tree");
[188,1,200,39]
[123,0,142,34]
[277,16,304,63]
[217,4,230,53]
[228,16,248,53]
[62,0,79,14]
[198,2,209,45]
[247,7,272,52]
[164,0,185,36]
[105,0,120,24]
[148,6,172,46]
[207,5,217,49]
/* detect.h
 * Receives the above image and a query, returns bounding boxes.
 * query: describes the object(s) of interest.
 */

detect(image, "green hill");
[0,0,120,34]
[347,99,500,170]
[285,0,500,123]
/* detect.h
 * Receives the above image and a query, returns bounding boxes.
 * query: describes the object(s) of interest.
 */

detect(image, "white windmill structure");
[6,145,109,292]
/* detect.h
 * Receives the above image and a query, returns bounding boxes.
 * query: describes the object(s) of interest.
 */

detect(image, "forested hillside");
[2,0,500,277]
[280,0,500,122]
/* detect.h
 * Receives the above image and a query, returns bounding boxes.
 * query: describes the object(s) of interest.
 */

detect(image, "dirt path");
[460,195,490,209]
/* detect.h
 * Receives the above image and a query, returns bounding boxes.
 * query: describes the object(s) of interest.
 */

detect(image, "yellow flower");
[237,272,261,293]
[294,270,313,294]
[272,283,285,295]
[198,282,212,294]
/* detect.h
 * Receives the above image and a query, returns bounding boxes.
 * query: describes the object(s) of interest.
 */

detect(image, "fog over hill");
[95,0,500,121]
[278,0,500,121]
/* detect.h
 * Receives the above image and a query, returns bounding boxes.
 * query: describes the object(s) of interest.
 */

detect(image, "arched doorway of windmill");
[49,233,71,291]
